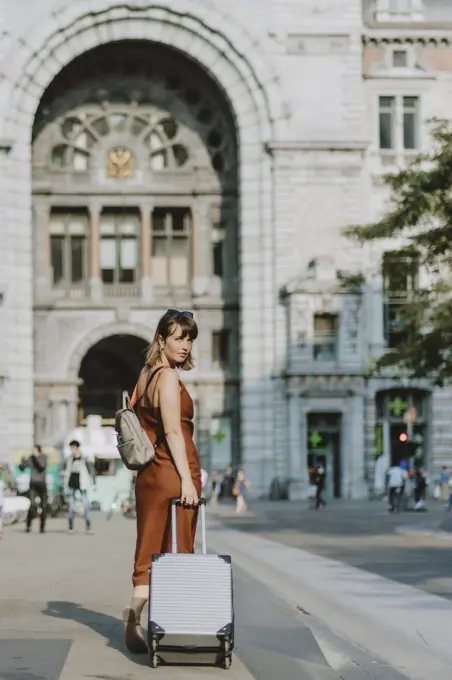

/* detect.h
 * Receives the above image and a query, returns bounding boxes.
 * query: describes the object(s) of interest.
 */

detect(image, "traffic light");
[399,432,408,443]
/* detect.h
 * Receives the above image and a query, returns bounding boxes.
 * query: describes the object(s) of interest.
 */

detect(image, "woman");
[123,310,201,654]
[234,469,251,514]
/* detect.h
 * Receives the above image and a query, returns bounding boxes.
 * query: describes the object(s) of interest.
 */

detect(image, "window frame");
[382,251,419,348]
[212,220,226,278]
[100,209,140,285]
[388,0,412,14]
[151,207,192,288]
[49,209,88,287]
[312,313,339,363]
[212,329,230,370]
[377,94,421,155]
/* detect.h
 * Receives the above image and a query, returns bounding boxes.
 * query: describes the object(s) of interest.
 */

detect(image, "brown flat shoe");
[123,605,148,654]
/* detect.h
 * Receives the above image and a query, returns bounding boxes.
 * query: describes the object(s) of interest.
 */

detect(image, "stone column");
[368,276,385,358]
[140,202,153,304]
[67,382,81,433]
[191,200,211,297]
[287,388,306,500]
[89,203,102,302]
[33,202,52,298]
[347,393,368,499]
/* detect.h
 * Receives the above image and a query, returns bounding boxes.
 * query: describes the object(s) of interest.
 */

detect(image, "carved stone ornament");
[108,147,133,178]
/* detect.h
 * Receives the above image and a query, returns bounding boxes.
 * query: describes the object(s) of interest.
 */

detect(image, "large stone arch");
[66,322,152,382]
[2,3,287,139]
[1,2,288,485]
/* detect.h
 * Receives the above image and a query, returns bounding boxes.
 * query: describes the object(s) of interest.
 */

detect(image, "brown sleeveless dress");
[131,367,201,587]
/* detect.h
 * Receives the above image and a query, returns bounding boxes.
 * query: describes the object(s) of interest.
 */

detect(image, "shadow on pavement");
[42,601,149,666]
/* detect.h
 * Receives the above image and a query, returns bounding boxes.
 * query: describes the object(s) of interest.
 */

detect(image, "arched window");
[32,41,237,300]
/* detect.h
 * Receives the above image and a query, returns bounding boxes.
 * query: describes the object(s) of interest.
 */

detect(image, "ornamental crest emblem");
[108,147,133,178]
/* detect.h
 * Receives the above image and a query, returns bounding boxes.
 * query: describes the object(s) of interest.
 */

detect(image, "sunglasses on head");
[165,309,194,318]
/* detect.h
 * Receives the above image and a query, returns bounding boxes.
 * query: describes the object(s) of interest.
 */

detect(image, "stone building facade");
[0,0,451,497]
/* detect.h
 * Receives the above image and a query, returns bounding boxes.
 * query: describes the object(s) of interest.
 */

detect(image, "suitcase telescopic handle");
[170,498,207,555]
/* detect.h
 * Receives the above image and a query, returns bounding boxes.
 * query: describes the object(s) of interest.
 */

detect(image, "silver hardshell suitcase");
[148,498,234,669]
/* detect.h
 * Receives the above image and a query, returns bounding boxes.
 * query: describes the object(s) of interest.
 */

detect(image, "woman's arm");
[158,369,198,505]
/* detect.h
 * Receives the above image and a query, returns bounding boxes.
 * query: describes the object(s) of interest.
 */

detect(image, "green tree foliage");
[346,121,452,386]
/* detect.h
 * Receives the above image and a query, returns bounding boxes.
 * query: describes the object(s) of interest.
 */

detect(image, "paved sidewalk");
[207,512,452,680]
[0,517,253,680]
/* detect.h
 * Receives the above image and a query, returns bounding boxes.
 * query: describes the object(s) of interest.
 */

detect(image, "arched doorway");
[78,335,147,423]
[31,39,241,463]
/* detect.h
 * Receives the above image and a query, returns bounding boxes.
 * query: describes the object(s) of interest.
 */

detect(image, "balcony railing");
[102,284,141,298]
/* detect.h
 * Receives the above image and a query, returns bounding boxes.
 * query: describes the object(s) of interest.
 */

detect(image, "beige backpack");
[115,367,164,471]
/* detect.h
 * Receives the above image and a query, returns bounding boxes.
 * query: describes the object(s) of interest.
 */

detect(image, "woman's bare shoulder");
[158,367,179,387]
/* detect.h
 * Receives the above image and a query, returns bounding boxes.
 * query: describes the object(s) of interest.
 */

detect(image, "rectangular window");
[100,209,139,284]
[212,330,230,369]
[379,96,419,152]
[393,50,408,68]
[100,238,116,283]
[71,236,85,283]
[403,96,418,150]
[151,208,191,287]
[313,314,338,362]
[50,236,64,285]
[383,251,418,348]
[379,97,395,150]
[212,222,225,277]
[383,251,418,297]
[389,0,411,12]
[49,209,88,286]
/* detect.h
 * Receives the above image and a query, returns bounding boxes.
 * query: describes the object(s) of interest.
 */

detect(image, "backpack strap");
[133,366,166,409]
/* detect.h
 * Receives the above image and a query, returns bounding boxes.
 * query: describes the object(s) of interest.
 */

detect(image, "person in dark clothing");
[414,467,428,509]
[220,464,235,500]
[20,445,48,533]
[63,440,96,533]
[314,464,327,509]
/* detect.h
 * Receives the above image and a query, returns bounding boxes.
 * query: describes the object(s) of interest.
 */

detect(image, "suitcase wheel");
[220,638,232,670]
[150,652,158,669]
[222,655,232,670]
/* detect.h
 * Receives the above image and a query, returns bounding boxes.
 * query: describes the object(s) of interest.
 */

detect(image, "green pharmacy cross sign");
[212,428,226,444]
[308,431,323,449]
[389,396,408,418]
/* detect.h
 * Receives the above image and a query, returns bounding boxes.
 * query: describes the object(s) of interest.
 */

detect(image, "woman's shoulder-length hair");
[146,312,198,371]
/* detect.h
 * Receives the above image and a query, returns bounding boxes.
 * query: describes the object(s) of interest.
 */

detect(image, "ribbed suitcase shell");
[148,501,234,667]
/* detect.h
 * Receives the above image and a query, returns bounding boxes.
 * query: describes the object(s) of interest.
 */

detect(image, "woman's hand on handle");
[181,476,199,506]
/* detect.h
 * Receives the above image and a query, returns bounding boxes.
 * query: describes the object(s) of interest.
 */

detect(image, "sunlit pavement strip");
[207,514,452,680]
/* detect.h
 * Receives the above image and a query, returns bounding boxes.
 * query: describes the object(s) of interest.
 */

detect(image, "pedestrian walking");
[63,440,97,534]
[307,465,317,509]
[387,463,405,512]
[440,466,450,502]
[234,469,251,514]
[221,464,235,500]
[447,477,452,511]
[0,464,5,539]
[314,464,327,509]
[19,445,48,533]
[210,470,221,506]
[123,309,201,654]
[413,467,428,510]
